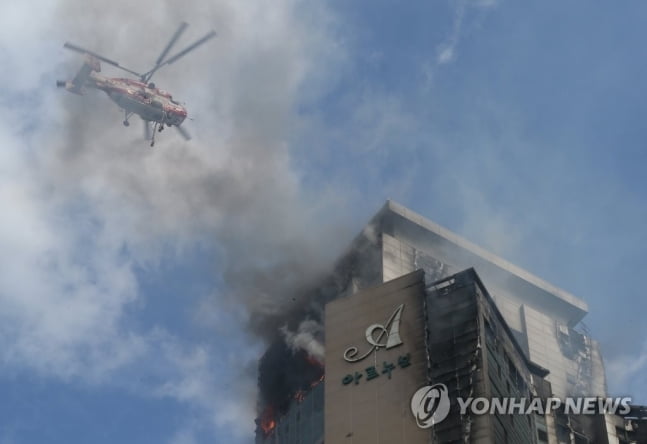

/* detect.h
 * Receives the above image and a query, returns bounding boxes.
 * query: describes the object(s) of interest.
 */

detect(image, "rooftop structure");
[341,200,606,398]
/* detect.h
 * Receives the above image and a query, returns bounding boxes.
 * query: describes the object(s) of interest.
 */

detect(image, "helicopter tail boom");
[57,55,100,94]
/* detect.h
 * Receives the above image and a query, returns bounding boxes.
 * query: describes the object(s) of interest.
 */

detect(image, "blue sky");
[1,1,646,443]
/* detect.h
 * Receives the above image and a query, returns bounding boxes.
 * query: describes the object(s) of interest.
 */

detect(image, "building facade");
[324,268,643,443]
[325,268,549,443]
[256,201,627,443]
[364,201,606,400]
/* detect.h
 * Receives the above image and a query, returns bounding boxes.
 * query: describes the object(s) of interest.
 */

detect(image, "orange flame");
[310,374,325,388]
[294,390,306,403]
[259,405,277,437]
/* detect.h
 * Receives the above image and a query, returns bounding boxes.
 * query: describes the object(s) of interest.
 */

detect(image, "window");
[537,429,548,442]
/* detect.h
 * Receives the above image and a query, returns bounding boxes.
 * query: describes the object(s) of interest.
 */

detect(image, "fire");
[259,405,277,437]
[294,390,306,403]
[293,374,325,404]
[258,352,326,437]
[310,373,325,388]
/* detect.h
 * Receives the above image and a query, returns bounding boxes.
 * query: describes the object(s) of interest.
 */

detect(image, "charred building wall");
[256,383,324,444]
[425,268,545,443]
[375,201,606,399]
[255,222,382,440]
[545,403,647,443]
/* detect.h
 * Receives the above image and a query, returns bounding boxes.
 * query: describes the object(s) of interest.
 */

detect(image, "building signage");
[342,353,411,386]
[343,303,405,362]
[341,303,412,386]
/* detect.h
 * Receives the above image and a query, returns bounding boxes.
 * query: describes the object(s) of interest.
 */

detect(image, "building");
[347,200,606,400]
[326,268,644,443]
[256,383,324,444]
[326,268,550,443]
[256,201,642,443]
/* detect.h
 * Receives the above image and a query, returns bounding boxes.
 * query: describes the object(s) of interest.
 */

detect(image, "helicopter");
[57,23,216,146]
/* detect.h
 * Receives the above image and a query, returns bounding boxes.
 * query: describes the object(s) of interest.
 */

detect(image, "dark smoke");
[46,0,353,433]
[258,342,324,415]
[253,223,383,423]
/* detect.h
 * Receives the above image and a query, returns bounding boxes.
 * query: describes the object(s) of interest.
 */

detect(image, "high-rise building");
[256,201,642,443]
[325,268,547,443]
[325,268,643,443]
[352,200,606,400]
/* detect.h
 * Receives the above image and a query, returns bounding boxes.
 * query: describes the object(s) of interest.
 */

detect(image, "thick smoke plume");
[1,0,350,439]
[253,222,383,432]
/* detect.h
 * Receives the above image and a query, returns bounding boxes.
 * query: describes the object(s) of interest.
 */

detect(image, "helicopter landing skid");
[150,121,164,147]
[123,111,133,127]
[150,113,168,146]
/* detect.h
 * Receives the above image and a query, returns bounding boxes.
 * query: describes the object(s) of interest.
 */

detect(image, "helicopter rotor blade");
[141,30,216,83]
[175,124,191,141]
[63,42,143,77]
[141,22,189,83]
[163,31,217,65]
[155,22,188,67]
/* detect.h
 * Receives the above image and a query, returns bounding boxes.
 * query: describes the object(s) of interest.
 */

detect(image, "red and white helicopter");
[57,23,216,146]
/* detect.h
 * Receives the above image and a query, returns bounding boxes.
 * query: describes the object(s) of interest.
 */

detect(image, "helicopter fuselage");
[59,23,215,144]
[85,74,188,126]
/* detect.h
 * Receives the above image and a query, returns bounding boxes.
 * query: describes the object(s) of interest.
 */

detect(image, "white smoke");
[0,0,348,441]
[280,319,325,362]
